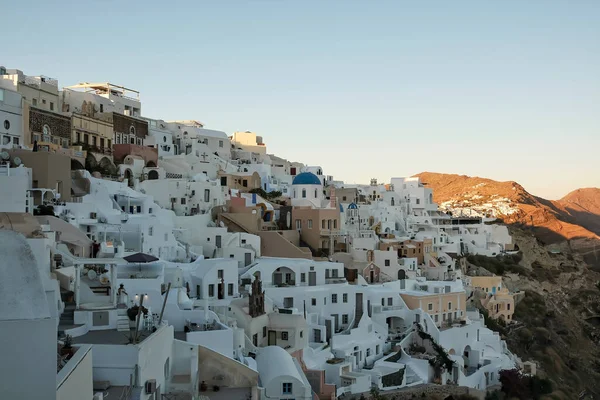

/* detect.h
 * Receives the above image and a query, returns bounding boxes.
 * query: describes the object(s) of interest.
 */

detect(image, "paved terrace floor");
[72,328,152,345]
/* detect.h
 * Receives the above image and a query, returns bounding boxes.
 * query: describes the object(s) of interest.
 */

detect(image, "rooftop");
[70,328,153,345]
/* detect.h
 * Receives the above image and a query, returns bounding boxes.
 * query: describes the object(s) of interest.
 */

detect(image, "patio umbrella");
[124,252,159,263]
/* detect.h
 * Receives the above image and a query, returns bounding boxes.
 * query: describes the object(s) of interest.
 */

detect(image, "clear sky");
[3,1,599,199]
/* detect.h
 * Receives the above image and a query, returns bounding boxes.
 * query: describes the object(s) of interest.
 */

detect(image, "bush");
[499,369,552,399]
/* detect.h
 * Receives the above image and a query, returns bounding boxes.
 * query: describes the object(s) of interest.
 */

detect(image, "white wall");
[186,325,234,359]
[0,318,57,400]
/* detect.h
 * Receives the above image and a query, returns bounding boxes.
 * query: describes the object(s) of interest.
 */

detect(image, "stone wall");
[29,107,71,139]
[113,112,148,138]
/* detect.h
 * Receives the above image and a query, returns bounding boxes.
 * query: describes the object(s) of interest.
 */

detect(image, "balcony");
[320,229,345,236]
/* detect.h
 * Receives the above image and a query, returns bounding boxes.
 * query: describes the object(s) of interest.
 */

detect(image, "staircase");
[117,308,130,332]
[404,365,424,386]
[58,289,76,334]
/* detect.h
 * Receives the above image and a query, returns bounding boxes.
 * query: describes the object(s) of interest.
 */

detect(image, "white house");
[256,346,313,400]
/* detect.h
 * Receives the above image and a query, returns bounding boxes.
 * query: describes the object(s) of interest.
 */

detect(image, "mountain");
[415,172,600,266]
[557,188,600,237]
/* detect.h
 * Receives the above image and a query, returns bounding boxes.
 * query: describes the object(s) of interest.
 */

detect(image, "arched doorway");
[124,169,133,187]
[146,160,157,168]
[147,170,159,180]
[398,270,406,280]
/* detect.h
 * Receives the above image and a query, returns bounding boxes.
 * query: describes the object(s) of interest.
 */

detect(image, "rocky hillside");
[467,226,600,400]
[415,172,600,267]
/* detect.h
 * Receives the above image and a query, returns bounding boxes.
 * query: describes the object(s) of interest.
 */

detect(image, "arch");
[302,189,306,198]
[448,348,456,355]
[398,269,406,280]
[386,316,406,333]
[273,267,295,286]
[146,160,157,168]
[124,168,134,187]
[70,158,84,170]
[147,170,159,180]
[391,197,395,206]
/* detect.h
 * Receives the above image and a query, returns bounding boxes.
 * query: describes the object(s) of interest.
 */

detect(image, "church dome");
[292,172,321,185]
[348,203,358,209]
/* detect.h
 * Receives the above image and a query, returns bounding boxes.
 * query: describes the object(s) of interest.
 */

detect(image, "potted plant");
[61,335,73,356]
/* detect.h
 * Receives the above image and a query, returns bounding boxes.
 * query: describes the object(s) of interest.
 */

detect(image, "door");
[369,270,375,283]
[313,329,321,343]
[273,273,282,285]
[308,271,316,286]
[268,330,276,346]
[244,253,252,266]
[215,235,222,249]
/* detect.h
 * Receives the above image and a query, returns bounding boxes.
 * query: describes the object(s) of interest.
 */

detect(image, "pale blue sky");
[3,1,599,199]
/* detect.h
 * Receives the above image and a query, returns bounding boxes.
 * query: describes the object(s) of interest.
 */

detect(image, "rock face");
[415,172,600,268]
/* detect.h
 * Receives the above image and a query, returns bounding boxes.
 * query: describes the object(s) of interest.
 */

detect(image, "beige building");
[468,276,516,322]
[400,291,466,327]
[8,149,72,204]
[219,171,262,192]
[0,68,59,112]
[292,207,342,254]
[71,113,114,157]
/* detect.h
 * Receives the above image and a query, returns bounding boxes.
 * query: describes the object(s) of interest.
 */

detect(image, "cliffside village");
[0,67,534,400]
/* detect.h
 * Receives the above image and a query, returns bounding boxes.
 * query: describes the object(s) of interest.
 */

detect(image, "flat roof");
[71,328,153,345]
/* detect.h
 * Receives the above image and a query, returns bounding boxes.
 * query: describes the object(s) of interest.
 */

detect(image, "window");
[381,298,385,306]
[385,259,390,267]
[434,314,439,322]
[50,102,54,111]
[333,219,337,229]
[219,140,223,148]
[32,98,37,106]
[388,297,393,306]
[322,219,326,229]
[164,233,168,241]
[448,302,452,310]
[228,283,234,296]
[308,219,313,229]
[3,120,9,130]
[100,104,104,112]
[343,196,347,201]
[204,189,210,202]
[263,326,267,338]
[42,99,47,104]
[130,126,136,135]
[507,304,511,310]
[314,188,318,198]
[300,273,306,283]
[282,383,292,394]
[181,198,186,204]
[342,314,348,324]
[218,269,224,279]
[281,331,289,340]
[149,227,153,236]
[295,219,301,229]
[242,179,248,187]
[208,284,215,297]
[366,348,371,357]
[253,334,258,346]
[332,294,337,303]
[428,303,433,311]
[376,345,380,354]
[302,189,306,198]
[311,298,316,306]
[343,293,348,303]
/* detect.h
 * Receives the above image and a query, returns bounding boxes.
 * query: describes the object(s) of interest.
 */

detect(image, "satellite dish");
[0,151,9,160]
[13,157,22,166]
[87,270,97,280]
